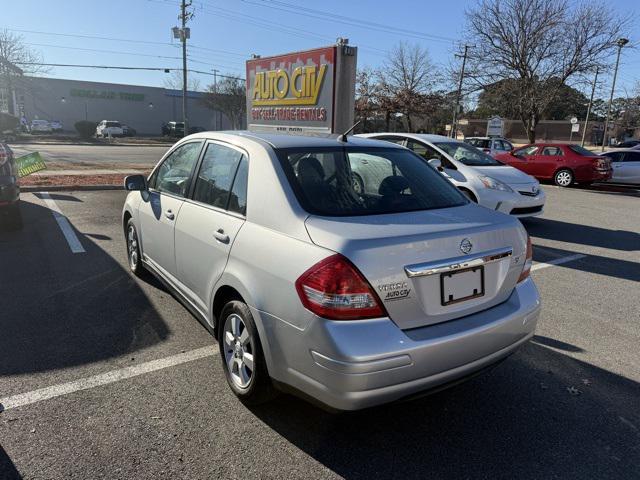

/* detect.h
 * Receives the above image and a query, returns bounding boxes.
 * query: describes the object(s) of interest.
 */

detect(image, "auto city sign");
[246,42,357,135]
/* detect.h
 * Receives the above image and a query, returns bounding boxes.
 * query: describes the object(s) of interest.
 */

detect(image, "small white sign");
[445,124,452,131]
[570,117,578,124]
[458,118,469,125]
[571,123,580,132]
[486,116,504,137]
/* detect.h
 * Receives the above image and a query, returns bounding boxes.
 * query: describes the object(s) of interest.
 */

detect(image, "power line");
[237,0,457,44]
[23,42,182,60]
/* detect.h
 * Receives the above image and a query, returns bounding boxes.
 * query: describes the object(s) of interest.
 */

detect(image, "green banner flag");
[16,152,47,178]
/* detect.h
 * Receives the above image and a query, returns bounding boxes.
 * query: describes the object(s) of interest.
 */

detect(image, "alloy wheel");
[555,170,573,187]
[223,313,254,389]
[127,225,139,270]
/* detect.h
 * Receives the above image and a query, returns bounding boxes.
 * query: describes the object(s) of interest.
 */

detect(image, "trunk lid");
[305,204,528,330]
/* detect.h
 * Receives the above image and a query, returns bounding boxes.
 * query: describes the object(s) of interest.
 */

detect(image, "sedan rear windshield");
[568,145,597,156]
[277,147,467,216]
[433,142,503,166]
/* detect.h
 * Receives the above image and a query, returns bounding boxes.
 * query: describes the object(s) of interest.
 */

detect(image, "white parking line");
[0,346,216,412]
[531,254,587,271]
[40,192,85,253]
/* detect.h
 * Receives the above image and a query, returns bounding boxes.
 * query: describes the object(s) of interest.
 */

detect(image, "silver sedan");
[603,149,640,185]
[122,131,540,410]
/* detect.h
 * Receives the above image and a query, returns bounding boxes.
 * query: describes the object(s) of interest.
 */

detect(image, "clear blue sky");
[3,0,639,99]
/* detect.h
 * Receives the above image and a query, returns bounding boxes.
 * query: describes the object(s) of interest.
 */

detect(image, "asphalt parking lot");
[1,185,639,479]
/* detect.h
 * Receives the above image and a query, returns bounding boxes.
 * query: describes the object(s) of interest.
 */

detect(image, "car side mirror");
[124,174,148,191]
[428,158,442,170]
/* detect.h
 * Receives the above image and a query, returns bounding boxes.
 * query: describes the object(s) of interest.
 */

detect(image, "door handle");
[213,228,230,244]
[164,209,175,220]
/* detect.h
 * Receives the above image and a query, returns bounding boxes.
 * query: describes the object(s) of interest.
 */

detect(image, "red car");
[495,144,612,187]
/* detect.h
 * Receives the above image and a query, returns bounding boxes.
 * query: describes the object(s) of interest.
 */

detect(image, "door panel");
[139,192,184,278]
[614,152,640,183]
[175,142,248,314]
[531,146,563,178]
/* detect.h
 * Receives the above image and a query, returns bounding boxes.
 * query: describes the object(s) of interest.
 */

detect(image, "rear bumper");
[258,278,541,411]
[577,169,612,183]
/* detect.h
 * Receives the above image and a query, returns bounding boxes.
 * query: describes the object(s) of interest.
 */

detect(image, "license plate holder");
[440,266,485,306]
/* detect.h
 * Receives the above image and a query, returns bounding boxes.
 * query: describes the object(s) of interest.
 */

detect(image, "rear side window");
[192,143,246,213]
[514,146,538,156]
[542,146,562,156]
[568,145,597,157]
[278,147,467,217]
[150,141,202,196]
[626,152,640,162]
[469,139,491,148]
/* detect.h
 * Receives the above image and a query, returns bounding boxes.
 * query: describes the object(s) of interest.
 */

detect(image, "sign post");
[486,116,504,137]
[570,117,579,143]
[246,41,357,135]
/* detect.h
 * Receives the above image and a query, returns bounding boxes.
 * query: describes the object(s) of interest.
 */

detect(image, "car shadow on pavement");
[524,217,639,251]
[532,245,639,283]
[0,445,22,480]
[0,199,169,377]
[250,342,640,479]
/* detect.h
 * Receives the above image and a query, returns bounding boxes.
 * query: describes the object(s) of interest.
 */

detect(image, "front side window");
[192,143,245,211]
[278,147,467,216]
[606,152,624,162]
[626,152,640,163]
[433,142,503,166]
[469,139,491,149]
[150,141,202,196]
[514,146,538,157]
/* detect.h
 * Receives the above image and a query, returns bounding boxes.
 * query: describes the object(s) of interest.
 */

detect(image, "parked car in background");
[611,139,640,149]
[163,121,185,137]
[122,131,540,410]
[122,124,137,137]
[96,120,124,138]
[495,144,612,187]
[360,133,545,218]
[466,137,514,157]
[603,149,640,185]
[50,120,63,132]
[30,120,53,134]
[0,142,21,228]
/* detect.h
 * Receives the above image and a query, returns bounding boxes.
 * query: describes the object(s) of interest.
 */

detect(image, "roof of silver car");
[358,132,457,143]
[190,130,403,149]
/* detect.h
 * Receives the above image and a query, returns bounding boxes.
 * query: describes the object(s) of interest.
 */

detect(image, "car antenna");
[338,120,361,143]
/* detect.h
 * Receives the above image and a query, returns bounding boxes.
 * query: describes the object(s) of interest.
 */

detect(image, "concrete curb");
[21,185,124,192]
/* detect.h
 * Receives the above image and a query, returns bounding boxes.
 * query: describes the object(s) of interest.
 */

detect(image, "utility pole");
[451,45,471,139]
[601,38,629,151]
[581,67,598,147]
[213,69,219,130]
[177,0,192,136]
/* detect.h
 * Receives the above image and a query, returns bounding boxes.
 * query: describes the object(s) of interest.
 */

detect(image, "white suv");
[96,120,124,138]
[466,137,513,157]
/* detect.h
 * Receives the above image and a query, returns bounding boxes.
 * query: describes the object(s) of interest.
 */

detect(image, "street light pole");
[451,45,471,139]
[601,38,628,152]
[581,67,598,147]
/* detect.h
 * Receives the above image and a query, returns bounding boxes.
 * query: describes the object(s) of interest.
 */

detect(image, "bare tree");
[163,69,201,92]
[379,42,438,132]
[354,67,380,132]
[464,0,629,142]
[201,76,246,130]
[0,30,46,115]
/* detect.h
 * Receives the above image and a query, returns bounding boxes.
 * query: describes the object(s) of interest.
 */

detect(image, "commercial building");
[10,76,238,135]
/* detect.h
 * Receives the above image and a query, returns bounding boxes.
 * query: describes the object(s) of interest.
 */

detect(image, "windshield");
[278,147,467,216]
[434,142,503,166]
[568,145,598,157]
[106,122,121,128]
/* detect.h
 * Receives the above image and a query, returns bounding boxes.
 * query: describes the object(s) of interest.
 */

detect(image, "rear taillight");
[295,254,387,320]
[518,234,533,283]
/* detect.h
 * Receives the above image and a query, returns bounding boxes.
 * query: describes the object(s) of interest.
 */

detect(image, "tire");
[352,173,365,195]
[218,300,276,405]
[125,219,146,276]
[554,169,574,187]
[459,188,477,202]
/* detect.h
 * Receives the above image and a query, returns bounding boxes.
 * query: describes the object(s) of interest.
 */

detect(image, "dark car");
[0,142,21,228]
[613,139,640,149]
[495,143,612,187]
[163,121,185,137]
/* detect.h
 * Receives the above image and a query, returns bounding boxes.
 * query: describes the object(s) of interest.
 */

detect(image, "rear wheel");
[219,300,276,405]
[554,169,574,187]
